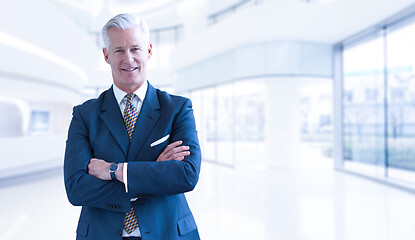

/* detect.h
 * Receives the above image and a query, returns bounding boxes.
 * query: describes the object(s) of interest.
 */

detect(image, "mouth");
[122,67,138,72]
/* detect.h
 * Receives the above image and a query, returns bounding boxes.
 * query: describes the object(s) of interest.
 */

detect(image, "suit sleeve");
[63,106,131,212]
[126,98,202,195]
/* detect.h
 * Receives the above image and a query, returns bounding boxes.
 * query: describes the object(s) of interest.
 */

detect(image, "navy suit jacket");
[64,82,201,240]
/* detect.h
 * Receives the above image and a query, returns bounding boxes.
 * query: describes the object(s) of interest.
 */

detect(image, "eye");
[132,47,141,51]
[114,49,123,54]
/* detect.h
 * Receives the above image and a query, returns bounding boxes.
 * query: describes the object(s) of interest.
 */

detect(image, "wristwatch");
[109,163,119,181]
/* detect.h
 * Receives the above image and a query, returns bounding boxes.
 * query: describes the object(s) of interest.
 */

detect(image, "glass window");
[300,78,333,157]
[30,110,50,134]
[201,87,216,161]
[233,79,267,165]
[365,88,379,102]
[341,15,415,185]
[386,20,415,182]
[319,115,331,128]
[342,33,386,176]
[344,90,353,103]
[216,83,234,166]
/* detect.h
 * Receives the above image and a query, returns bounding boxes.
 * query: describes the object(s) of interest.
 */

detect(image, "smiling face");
[103,26,152,93]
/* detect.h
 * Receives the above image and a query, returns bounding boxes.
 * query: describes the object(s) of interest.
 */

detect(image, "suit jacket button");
[117,229,122,236]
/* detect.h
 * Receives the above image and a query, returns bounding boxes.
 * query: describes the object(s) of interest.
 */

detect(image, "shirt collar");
[112,80,148,105]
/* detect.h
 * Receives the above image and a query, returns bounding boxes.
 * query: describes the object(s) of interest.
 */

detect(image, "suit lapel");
[99,87,129,157]
[128,83,160,162]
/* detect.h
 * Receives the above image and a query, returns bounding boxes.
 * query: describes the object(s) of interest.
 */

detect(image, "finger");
[157,141,189,161]
[164,146,189,160]
[170,151,190,161]
[168,140,183,148]
[166,145,189,155]
[163,140,183,153]
[89,158,101,166]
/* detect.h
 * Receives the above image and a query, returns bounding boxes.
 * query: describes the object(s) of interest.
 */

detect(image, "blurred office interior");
[2,0,415,239]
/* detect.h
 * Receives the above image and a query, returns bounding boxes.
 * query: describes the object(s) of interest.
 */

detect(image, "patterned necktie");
[123,93,138,141]
[123,93,139,234]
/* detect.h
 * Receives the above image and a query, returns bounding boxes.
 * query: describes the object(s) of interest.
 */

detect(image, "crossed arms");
[87,140,190,182]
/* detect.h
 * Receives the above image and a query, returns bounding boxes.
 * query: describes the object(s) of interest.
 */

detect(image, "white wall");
[0,0,99,175]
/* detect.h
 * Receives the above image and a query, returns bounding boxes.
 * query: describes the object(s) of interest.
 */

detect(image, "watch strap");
[110,171,116,181]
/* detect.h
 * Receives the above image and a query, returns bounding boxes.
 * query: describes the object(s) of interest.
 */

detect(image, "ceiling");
[2,0,415,92]
[49,0,247,32]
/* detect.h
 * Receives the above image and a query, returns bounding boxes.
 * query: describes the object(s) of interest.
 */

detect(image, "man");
[64,13,201,240]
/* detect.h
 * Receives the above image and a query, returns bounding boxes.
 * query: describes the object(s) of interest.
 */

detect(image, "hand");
[156,140,190,162]
[88,158,124,182]
[88,158,111,180]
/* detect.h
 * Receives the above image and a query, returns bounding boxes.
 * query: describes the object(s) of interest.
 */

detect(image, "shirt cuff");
[123,162,128,193]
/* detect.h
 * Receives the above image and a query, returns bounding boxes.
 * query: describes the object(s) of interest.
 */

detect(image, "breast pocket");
[143,134,170,161]
[150,134,170,148]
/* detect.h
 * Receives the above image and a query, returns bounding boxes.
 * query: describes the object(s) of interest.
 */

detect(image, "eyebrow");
[113,44,142,49]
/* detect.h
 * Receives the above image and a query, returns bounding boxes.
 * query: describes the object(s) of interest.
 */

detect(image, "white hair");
[101,13,150,49]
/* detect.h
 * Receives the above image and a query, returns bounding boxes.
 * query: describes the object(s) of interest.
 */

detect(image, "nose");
[124,51,134,63]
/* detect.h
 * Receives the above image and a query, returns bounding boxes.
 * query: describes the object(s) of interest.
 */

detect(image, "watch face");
[109,163,118,172]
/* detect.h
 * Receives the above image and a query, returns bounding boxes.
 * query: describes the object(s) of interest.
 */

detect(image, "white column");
[266,77,301,169]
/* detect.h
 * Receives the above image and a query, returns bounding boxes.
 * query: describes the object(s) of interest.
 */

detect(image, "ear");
[103,48,110,64]
[147,43,153,60]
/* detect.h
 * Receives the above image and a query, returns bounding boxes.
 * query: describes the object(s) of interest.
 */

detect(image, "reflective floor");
[1,145,415,240]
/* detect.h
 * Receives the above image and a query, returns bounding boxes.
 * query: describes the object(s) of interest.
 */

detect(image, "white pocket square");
[150,134,170,147]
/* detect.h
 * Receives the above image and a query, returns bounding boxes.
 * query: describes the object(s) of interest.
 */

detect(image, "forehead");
[107,27,146,47]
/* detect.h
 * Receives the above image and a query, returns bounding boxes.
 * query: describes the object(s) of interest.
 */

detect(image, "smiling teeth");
[124,67,136,71]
